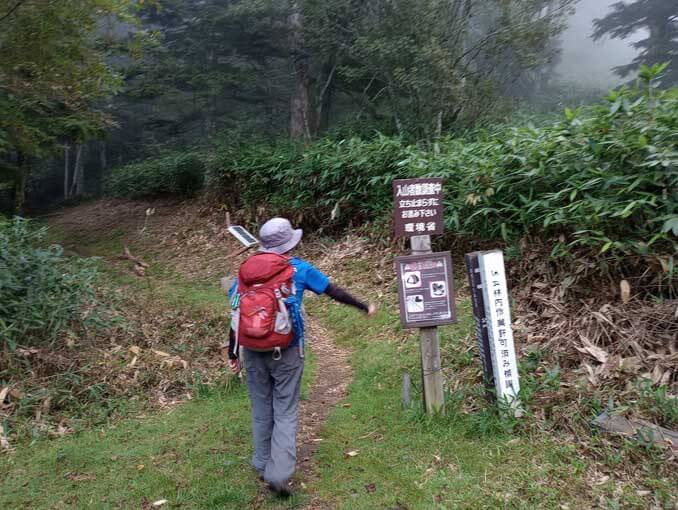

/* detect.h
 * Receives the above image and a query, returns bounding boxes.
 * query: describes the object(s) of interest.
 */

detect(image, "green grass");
[0,382,258,509]
[1,360,318,510]
[0,222,319,509]
[1,345,318,510]
[150,269,229,315]
[306,300,594,509]
[0,263,318,509]
[5,215,674,509]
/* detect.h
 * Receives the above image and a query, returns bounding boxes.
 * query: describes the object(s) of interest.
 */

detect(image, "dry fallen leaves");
[576,336,609,364]
[160,356,188,370]
[7,388,23,401]
[66,472,96,482]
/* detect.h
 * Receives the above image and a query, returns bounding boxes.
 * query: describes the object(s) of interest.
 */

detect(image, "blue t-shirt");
[289,257,330,300]
[230,256,329,347]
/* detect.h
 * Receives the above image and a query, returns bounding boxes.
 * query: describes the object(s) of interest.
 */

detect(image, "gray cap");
[259,217,303,255]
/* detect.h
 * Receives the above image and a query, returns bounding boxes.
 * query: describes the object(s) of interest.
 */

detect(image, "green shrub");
[0,217,100,349]
[206,71,676,268]
[637,379,678,428]
[430,79,677,260]
[105,152,205,198]
[206,135,414,230]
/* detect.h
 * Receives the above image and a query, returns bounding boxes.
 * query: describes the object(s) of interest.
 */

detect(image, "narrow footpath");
[297,318,352,509]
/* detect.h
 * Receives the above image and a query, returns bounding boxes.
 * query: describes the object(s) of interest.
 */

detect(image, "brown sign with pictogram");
[395,252,457,329]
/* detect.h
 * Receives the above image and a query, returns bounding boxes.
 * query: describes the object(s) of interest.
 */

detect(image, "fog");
[556,0,645,88]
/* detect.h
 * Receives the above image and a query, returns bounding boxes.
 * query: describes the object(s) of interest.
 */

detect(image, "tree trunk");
[316,61,337,134]
[99,142,107,195]
[70,144,83,197]
[75,145,84,195]
[14,152,29,216]
[64,144,70,200]
[435,110,443,138]
[387,86,404,138]
[99,142,106,173]
[288,2,314,143]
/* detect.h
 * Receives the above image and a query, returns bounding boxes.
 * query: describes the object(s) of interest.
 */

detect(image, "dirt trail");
[296,317,351,508]
[51,200,355,507]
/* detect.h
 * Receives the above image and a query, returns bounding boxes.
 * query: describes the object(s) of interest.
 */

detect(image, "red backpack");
[235,253,295,351]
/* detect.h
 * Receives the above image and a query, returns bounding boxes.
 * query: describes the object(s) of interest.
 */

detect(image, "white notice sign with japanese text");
[478,250,520,405]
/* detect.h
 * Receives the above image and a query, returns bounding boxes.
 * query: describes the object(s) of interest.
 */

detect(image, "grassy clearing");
[1,369,319,510]
[1,345,316,510]
[0,383,257,509]
[1,259,229,441]
[306,299,675,509]
[4,206,674,509]
[1,216,319,509]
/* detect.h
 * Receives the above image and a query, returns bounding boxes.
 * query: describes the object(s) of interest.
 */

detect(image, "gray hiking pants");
[244,346,304,484]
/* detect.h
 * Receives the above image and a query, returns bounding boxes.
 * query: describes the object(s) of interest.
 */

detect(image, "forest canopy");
[0,0,676,214]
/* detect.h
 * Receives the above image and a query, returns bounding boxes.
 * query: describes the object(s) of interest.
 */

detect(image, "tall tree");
[0,0,136,213]
[111,0,290,155]
[593,0,678,85]
[303,0,575,140]
[288,1,314,143]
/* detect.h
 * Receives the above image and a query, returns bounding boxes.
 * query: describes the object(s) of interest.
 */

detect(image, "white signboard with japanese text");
[478,250,520,405]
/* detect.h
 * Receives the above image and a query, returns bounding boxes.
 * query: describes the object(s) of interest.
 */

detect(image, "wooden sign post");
[412,235,445,413]
[393,178,454,414]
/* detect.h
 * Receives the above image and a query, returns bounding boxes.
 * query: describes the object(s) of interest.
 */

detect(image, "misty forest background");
[1,2,677,507]
[1,0,677,351]
[1,0,677,216]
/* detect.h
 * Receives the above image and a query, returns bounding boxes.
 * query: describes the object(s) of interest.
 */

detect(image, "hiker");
[222,217,375,497]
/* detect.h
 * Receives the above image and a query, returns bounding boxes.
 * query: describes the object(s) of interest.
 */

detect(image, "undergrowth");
[0,217,103,350]
[307,298,676,509]
[105,152,205,198]
[1,219,233,445]
[199,67,677,277]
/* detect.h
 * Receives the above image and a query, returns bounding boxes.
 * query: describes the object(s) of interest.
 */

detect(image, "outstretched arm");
[325,283,376,315]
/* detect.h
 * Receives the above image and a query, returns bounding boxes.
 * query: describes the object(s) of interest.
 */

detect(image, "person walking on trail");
[222,217,376,497]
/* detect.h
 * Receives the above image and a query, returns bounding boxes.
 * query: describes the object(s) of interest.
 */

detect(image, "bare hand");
[367,303,378,317]
[228,358,241,374]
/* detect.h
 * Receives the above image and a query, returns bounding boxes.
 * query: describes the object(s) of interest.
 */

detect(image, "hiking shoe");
[268,480,291,498]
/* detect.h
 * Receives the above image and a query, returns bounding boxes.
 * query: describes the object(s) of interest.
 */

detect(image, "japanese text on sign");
[478,250,520,404]
[393,178,444,237]
[395,252,457,329]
